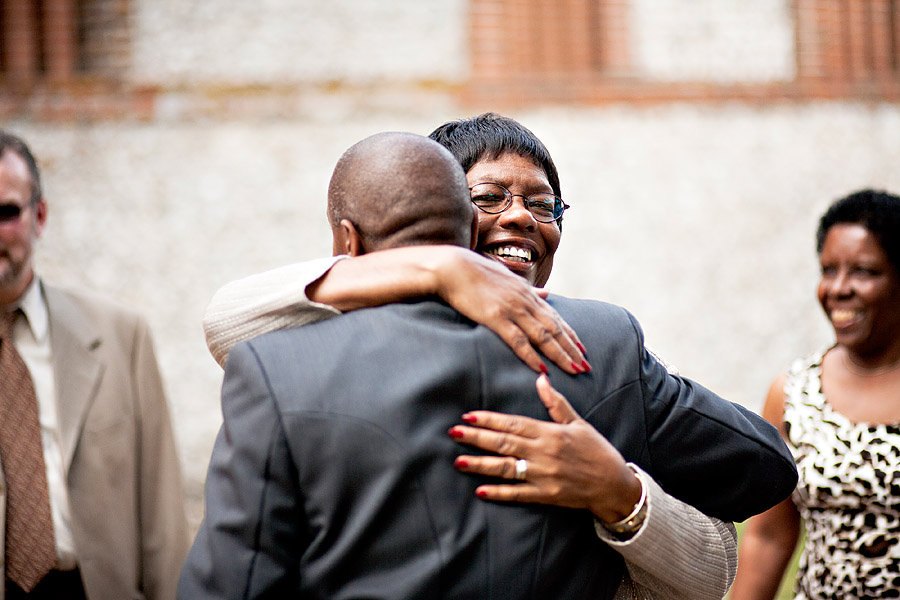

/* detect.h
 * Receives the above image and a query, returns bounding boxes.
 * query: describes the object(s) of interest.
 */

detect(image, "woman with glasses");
[206,114,585,377]
[204,113,738,599]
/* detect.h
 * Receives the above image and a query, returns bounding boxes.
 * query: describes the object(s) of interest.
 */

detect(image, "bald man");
[179,133,793,599]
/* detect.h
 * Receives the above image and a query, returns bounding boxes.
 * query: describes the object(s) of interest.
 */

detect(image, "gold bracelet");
[601,466,648,539]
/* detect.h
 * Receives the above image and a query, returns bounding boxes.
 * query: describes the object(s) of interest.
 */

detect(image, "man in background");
[0,131,188,599]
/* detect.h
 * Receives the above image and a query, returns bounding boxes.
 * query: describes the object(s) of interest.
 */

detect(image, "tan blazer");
[0,283,188,600]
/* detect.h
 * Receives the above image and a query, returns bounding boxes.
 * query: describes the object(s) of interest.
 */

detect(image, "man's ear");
[33,198,47,238]
[333,218,365,257]
[468,207,479,251]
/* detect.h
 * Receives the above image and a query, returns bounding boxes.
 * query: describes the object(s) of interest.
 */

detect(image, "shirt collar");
[18,277,50,343]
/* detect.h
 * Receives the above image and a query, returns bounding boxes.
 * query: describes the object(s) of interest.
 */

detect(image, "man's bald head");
[327,132,474,255]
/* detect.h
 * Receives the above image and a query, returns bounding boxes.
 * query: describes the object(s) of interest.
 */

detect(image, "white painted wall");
[131,0,468,85]
[631,0,796,82]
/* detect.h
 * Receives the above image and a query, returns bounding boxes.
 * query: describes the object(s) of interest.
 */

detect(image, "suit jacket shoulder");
[544,294,797,522]
[44,284,146,341]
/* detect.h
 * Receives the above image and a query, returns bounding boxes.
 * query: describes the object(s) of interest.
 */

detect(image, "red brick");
[2,0,40,87]
[43,0,78,81]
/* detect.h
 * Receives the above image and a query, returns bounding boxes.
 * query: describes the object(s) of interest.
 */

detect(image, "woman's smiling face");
[466,152,562,288]
[817,223,900,357]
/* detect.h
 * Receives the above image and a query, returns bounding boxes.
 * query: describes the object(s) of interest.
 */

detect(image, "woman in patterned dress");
[731,189,900,600]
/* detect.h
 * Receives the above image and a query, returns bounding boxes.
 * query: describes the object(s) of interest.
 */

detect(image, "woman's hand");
[312,246,589,375]
[434,249,589,375]
[449,374,641,524]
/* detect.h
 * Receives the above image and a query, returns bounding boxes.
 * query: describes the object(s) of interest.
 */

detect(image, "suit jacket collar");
[42,282,105,473]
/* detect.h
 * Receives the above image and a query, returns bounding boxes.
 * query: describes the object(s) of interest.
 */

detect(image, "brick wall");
[796,0,900,94]
[1,0,468,120]
[466,0,900,106]
[80,0,131,77]
[4,0,900,121]
[0,0,129,81]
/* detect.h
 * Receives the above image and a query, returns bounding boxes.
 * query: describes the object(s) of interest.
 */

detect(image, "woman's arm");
[729,374,802,600]
[204,246,587,372]
[605,469,737,600]
[203,256,346,368]
[450,376,736,600]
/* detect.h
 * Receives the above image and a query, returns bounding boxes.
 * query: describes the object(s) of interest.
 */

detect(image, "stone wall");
[631,0,797,82]
[5,0,900,530]
[12,100,900,527]
[130,0,468,86]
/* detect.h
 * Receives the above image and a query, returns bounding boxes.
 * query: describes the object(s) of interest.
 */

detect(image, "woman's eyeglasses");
[469,182,569,223]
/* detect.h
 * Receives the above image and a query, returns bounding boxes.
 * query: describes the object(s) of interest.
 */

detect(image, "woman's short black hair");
[428,113,562,199]
[816,189,900,273]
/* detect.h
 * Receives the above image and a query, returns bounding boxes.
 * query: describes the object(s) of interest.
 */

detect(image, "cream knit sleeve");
[598,464,738,600]
[203,256,347,368]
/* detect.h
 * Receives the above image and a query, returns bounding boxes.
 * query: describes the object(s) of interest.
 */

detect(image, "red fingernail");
[455,458,469,468]
[448,427,464,439]
[462,414,477,424]
[539,363,549,374]
[476,489,488,498]
[576,342,586,353]
[571,362,582,374]
[582,360,591,373]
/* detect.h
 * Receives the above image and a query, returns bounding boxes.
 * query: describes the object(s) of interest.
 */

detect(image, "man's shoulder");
[263,299,464,338]
[236,299,476,373]
[545,293,626,314]
[43,282,147,330]
[248,295,637,353]
[545,294,637,330]
[242,295,643,381]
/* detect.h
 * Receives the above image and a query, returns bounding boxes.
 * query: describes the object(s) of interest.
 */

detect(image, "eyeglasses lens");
[528,195,560,222]
[470,183,509,213]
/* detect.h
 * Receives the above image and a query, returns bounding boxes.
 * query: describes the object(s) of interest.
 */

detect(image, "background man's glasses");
[470,182,569,223]
[0,203,29,223]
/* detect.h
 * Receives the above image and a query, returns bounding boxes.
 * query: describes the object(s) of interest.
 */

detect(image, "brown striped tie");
[0,310,56,591]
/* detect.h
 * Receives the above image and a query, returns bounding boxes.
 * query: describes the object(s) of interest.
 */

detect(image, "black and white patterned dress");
[783,349,900,599]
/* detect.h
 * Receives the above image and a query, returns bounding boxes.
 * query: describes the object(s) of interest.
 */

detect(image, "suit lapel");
[43,284,105,474]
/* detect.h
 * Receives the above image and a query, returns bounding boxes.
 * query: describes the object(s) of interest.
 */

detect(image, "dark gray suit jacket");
[179,296,796,599]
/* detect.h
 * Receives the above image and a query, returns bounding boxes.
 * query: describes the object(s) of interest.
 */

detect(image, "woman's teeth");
[486,246,532,262]
[831,309,860,325]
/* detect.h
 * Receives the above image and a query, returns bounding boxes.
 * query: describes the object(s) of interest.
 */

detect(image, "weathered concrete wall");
[6,0,899,529]
[130,0,797,87]
[131,0,468,85]
[12,101,900,526]
[631,0,797,81]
